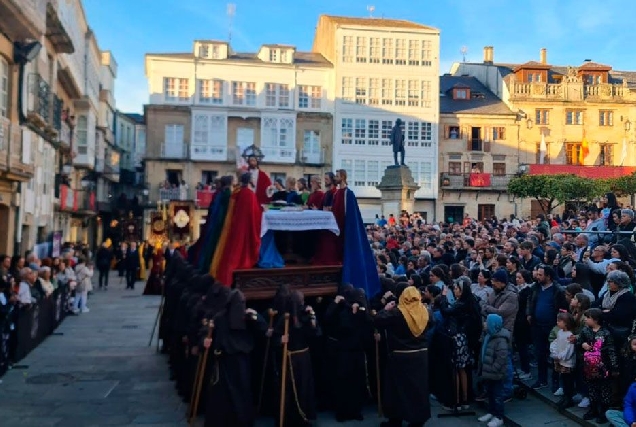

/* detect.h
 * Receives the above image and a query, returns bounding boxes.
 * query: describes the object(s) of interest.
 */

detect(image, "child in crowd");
[550,311,576,409]
[477,314,510,427]
[578,308,619,424]
[569,292,592,408]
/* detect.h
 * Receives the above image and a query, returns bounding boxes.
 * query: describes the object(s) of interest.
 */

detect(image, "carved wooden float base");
[233,265,342,300]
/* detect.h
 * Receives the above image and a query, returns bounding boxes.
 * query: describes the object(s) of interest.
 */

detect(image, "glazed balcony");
[440,173,513,190]
[0,0,46,41]
[298,148,326,165]
[26,73,50,129]
[0,117,9,172]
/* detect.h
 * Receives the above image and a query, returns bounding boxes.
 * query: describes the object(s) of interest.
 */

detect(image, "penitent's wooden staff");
[279,313,290,427]
[257,308,278,415]
[371,310,383,418]
[188,318,214,425]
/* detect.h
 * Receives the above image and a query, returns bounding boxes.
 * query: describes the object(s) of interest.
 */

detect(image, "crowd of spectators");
[367,200,636,426]
[0,243,95,377]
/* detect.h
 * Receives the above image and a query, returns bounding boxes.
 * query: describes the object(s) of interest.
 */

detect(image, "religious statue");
[390,118,406,166]
[240,145,272,205]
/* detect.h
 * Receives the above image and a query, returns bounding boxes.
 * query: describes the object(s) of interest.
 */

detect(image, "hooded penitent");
[398,285,429,337]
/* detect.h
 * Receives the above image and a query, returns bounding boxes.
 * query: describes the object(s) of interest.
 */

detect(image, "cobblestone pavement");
[0,271,577,426]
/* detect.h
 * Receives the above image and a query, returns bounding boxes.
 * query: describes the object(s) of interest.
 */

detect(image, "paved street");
[0,271,577,427]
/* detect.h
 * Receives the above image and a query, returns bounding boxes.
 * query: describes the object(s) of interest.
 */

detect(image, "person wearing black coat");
[95,242,112,290]
[594,270,636,349]
[125,242,141,290]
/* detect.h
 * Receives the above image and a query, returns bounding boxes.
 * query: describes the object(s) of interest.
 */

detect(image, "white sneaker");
[553,387,564,396]
[487,417,504,427]
[81,308,90,313]
[578,397,590,408]
[478,413,493,422]
[572,393,583,403]
[518,371,532,380]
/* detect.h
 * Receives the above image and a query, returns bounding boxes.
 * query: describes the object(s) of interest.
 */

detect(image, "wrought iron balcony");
[440,173,513,190]
[52,94,63,131]
[26,73,50,128]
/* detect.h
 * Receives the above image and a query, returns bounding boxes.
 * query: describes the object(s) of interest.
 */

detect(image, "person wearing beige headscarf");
[374,285,431,427]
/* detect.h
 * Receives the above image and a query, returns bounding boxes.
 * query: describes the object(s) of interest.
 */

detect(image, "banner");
[469,173,491,187]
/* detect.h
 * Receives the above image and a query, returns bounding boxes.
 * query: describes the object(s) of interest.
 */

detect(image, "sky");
[83,0,636,114]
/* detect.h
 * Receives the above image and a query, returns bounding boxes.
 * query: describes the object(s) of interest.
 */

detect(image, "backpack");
[583,338,608,380]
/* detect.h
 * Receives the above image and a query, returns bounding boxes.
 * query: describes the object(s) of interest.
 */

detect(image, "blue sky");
[83,0,636,114]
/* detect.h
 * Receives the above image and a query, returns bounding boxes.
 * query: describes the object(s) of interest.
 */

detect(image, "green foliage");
[507,174,619,215]
[609,173,636,196]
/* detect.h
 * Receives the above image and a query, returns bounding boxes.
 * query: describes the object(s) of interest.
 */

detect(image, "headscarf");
[397,285,429,337]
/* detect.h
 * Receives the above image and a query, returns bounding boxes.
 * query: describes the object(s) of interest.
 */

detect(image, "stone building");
[437,75,519,222]
[453,46,636,217]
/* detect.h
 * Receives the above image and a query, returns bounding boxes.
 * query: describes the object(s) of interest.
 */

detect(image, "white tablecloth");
[261,210,340,237]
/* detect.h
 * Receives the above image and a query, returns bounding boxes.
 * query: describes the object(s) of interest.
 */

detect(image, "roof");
[440,75,514,115]
[320,15,439,31]
[123,113,144,124]
[146,51,332,67]
[579,61,612,70]
[513,61,551,71]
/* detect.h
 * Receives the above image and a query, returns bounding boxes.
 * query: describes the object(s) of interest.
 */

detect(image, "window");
[341,78,354,102]
[492,127,506,140]
[599,110,613,127]
[565,143,582,165]
[421,40,432,66]
[381,79,393,105]
[265,83,277,107]
[198,45,209,58]
[341,118,353,144]
[407,122,420,146]
[193,114,209,145]
[478,204,496,221]
[211,45,220,59]
[535,109,549,125]
[449,161,462,175]
[454,89,468,99]
[566,109,584,125]
[199,79,223,104]
[269,49,278,62]
[368,120,379,145]
[0,56,7,117]
[262,117,294,148]
[408,80,419,106]
[395,39,407,65]
[381,120,393,146]
[231,81,256,106]
[201,170,218,185]
[382,38,394,64]
[420,122,432,146]
[370,38,381,63]
[342,36,354,62]
[164,77,189,102]
[356,37,367,63]
[447,126,460,139]
[299,85,321,108]
[408,40,420,66]
[421,81,431,107]
[355,78,367,104]
[536,142,551,164]
[303,130,320,153]
[369,78,380,105]
[599,144,614,166]
[76,115,88,146]
[493,163,506,176]
[395,79,406,106]
[354,119,366,144]
[341,159,353,177]
[367,160,380,186]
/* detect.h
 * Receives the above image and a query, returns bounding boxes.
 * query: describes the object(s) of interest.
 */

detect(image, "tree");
[609,172,636,197]
[507,174,607,215]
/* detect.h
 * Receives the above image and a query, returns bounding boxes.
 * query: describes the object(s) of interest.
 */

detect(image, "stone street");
[0,272,577,427]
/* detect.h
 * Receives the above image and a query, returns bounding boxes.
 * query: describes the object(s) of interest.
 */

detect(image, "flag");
[580,134,589,164]
[621,137,628,166]
[539,132,547,165]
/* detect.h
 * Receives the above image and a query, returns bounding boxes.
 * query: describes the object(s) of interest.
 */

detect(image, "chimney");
[483,46,494,64]
[540,48,547,65]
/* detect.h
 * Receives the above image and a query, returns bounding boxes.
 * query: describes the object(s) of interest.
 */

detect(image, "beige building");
[437,75,520,222]
[144,41,334,240]
[453,47,636,217]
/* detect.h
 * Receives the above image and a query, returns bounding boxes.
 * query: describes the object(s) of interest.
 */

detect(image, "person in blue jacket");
[606,382,636,427]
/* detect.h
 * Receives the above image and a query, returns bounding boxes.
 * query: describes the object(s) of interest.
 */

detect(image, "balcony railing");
[467,139,491,152]
[298,148,325,165]
[261,146,296,164]
[158,187,191,201]
[27,73,50,128]
[190,144,226,161]
[511,81,627,102]
[52,94,62,131]
[440,173,513,190]
[196,190,215,209]
[161,142,188,159]
[59,185,97,213]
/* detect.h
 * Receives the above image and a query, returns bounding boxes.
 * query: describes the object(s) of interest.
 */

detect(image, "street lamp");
[625,120,631,131]
[526,119,533,130]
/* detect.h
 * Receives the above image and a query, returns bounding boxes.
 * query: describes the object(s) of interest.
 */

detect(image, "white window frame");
[199,79,224,104]
[302,130,321,154]
[354,119,366,145]
[355,78,367,104]
[76,115,88,146]
[370,38,381,64]
[382,38,394,64]
[342,36,354,62]
[341,118,353,144]
[0,56,7,118]
[421,80,432,107]
[341,78,354,102]
[356,37,367,63]
[265,83,277,107]
[232,81,256,106]
[368,120,380,146]
[164,77,189,102]
[408,80,420,107]
[421,40,432,66]
[408,40,420,66]
[395,79,406,106]
[395,39,407,65]
[381,79,393,105]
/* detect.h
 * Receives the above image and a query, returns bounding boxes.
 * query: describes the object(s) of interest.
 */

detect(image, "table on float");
[258,209,340,268]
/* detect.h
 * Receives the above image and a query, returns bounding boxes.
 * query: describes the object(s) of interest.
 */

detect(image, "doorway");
[478,204,496,221]
[443,205,464,224]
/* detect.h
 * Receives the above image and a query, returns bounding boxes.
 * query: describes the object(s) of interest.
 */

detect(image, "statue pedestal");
[376,165,420,217]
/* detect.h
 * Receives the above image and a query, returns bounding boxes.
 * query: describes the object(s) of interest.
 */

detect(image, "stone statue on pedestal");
[390,118,405,166]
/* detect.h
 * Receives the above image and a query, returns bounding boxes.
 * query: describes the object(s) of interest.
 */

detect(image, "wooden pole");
[279,313,290,427]
[257,309,277,415]
[371,310,383,418]
[189,319,215,425]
